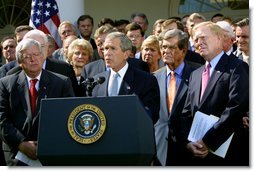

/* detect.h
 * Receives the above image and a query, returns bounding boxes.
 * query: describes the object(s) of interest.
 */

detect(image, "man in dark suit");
[0,38,74,166]
[82,57,149,79]
[181,22,249,166]
[91,32,160,124]
[5,29,79,96]
[81,25,149,79]
[153,29,196,166]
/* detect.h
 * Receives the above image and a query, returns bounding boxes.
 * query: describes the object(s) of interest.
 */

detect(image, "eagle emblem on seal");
[79,114,97,135]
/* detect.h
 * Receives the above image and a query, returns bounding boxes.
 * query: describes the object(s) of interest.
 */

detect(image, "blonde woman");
[68,39,93,96]
[141,35,162,72]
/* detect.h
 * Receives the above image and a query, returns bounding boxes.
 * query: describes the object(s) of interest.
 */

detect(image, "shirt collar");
[166,62,185,77]
[110,62,129,78]
[209,51,224,69]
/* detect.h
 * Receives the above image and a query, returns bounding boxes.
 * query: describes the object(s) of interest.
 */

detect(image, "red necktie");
[167,71,176,113]
[200,63,210,100]
[30,79,38,116]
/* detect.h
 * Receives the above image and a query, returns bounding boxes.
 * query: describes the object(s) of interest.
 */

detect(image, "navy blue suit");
[181,53,249,165]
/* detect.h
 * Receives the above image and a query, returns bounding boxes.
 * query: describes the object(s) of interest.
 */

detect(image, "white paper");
[188,111,234,158]
[15,151,42,166]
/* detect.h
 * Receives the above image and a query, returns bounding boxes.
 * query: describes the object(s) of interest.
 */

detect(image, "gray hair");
[16,38,43,63]
[105,32,133,52]
[216,21,235,38]
[163,29,189,50]
[23,29,48,45]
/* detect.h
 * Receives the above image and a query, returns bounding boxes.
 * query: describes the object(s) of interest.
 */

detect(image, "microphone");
[81,77,94,85]
[83,77,105,96]
[92,77,105,87]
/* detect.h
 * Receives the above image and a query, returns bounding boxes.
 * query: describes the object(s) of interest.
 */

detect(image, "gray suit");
[154,62,193,165]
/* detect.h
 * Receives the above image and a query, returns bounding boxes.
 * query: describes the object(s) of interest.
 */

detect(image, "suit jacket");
[0,60,18,79]
[0,69,75,165]
[92,65,160,123]
[181,53,249,165]
[6,58,79,96]
[185,50,205,66]
[154,62,193,166]
[82,58,149,79]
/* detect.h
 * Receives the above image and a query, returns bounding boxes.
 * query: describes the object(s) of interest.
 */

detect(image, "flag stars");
[35,18,40,25]
[38,1,43,7]
[36,10,41,16]
[53,4,57,10]
[45,2,51,8]
[44,11,50,17]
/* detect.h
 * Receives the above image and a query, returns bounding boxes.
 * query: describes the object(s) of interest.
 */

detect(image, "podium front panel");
[37,95,156,165]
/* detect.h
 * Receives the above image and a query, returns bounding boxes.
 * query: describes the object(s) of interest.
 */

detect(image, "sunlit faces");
[161,36,185,68]
[71,46,91,68]
[235,25,249,55]
[103,37,128,72]
[78,19,93,38]
[20,45,44,78]
[142,46,160,65]
[95,33,107,58]
[60,24,76,40]
[2,38,17,62]
[126,30,144,51]
[132,16,148,32]
[193,26,222,60]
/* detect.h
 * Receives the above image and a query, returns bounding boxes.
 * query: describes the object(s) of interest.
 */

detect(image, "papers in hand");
[187,111,234,158]
[15,151,42,166]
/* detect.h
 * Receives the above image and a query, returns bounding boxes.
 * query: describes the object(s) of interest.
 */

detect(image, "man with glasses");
[0,38,74,166]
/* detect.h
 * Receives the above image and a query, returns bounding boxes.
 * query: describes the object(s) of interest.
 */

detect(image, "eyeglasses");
[22,52,41,61]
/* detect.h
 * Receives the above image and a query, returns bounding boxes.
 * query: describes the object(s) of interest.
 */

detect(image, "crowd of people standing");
[0,11,249,166]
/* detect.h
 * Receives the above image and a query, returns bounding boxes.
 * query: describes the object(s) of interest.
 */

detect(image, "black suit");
[92,65,160,124]
[181,53,249,166]
[6,58,79,96]
[185,50,205,66]
[0,69,75,165]
[82,58,149,80]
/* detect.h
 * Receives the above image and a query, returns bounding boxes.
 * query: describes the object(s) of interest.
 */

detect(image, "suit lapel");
[199,54,228,105]
[34,70,49,120]
[171,64,191,114]
[119,66,134,95]
[17,71,32,120]
[157,67,168,119]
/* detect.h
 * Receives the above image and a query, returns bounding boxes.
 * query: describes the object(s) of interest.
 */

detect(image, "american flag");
[29,0,61,48]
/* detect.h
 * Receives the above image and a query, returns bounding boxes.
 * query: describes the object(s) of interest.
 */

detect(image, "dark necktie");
[200,63,211,100]
[167,71,176,113]
[30,79,38,116]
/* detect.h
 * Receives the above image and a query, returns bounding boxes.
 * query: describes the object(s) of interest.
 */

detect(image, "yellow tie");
[167,71,176,113]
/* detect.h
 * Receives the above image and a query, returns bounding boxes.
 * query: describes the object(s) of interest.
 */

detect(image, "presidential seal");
[68,104,106,144]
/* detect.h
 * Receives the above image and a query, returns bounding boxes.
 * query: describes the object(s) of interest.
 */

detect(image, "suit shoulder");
[45,69,70,81]
[153,66,166,76]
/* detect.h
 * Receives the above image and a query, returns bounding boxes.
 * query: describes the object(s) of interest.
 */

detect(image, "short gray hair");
[216,21,234,38]
[16,38,43,63]
[105,32,133,52]
[163,29,189,50]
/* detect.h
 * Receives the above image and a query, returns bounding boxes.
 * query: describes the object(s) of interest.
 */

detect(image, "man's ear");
[124,50,131,59]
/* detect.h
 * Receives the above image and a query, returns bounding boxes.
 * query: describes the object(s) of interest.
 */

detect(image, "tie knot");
[30,79,38,86]
[170,71,176,79]
[206,63,211,69]
[114,73,119,78]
